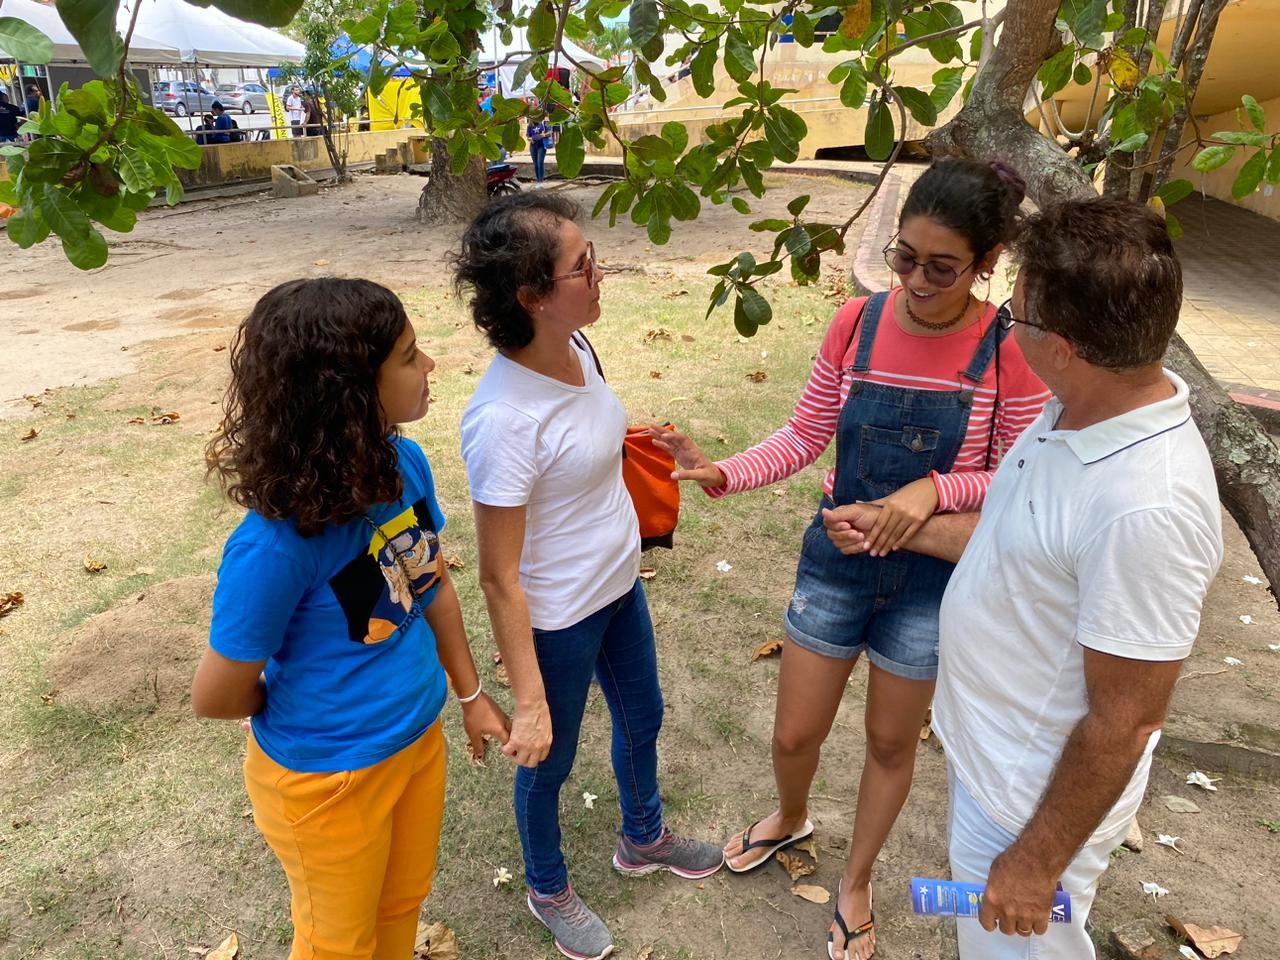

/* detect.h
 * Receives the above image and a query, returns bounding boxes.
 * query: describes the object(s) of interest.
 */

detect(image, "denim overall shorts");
[784,291,1007,680]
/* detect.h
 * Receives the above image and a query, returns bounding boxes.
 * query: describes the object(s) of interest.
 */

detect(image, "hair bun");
[988,161,1027,204]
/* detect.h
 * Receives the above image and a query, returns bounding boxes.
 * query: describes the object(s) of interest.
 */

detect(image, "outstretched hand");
[461,692,512,764]
[647,424,727,488]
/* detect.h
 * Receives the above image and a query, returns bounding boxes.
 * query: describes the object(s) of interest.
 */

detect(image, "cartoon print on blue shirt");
[328,498,441,644]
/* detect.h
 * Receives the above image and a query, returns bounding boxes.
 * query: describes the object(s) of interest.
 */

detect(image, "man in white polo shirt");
[824,196,1223,959]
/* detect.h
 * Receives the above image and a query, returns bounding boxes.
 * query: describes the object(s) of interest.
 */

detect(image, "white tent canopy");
[480,24,607,97]
[0,0,183,64]
[126,0,304,66]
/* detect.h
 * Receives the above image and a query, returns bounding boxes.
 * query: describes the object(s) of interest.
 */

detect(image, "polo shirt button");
[1038,437,1047,443]
[1018,459,1025,468]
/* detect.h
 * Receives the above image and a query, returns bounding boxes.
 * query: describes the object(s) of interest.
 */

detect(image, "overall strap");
[850,291,890,373]
[958,315,1009,385]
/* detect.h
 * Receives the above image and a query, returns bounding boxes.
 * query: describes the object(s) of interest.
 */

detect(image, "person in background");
[25,83,42,116]
[285,84,305,137]
[525,98,551,188]
[304,92,324,137]
[0,91,25,143]
[210,102,235,144]
[193,112,217,146]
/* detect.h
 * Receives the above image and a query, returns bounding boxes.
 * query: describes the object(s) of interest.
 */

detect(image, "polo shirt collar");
[1046,370,1192,465]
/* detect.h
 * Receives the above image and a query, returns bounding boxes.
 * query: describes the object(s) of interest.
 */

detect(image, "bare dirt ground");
[1,172,1278,960]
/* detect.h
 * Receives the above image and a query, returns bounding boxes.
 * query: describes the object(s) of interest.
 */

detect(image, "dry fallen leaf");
[663,289,689,299]
[185,948,210,957]
[213,344,227,352]
[205,933,239,960]
[716,434,730,444]
[1165,915,1243,958]
[681,334,696,342]
[775,850,815,880]
[639,567,657,580]
[150,410,181,425]
[314,258,331,266]
[751,639,783,662]
[793,837,818,863]
[493,652,510,687]
[649,370,663,379]
[445,555,465,570]
[791,883,830,904]
[746,370,769,383]
[23,394,42,408]
[644,328,673,343]
[636,946,655,960]
[0,592,24,618]
[413,920,460,960]
[83,557,107,574]
[127,416,146,425]
[1162,795,1201,813]
[19,428,38,442]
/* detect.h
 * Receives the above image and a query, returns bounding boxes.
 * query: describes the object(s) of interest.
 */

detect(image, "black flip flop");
[827,883,875,960]
[725,817,814,874]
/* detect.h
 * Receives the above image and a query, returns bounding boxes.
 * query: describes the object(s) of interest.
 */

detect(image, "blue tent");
[330,34,413,76]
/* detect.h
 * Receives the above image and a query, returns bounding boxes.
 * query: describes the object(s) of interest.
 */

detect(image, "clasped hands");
[825,475,938,557]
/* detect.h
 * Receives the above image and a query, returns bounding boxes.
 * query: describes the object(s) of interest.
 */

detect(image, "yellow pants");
[244,720,447,960]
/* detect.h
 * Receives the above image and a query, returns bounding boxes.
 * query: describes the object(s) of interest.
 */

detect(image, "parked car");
[153,80,219,117]
[213,82,270,115]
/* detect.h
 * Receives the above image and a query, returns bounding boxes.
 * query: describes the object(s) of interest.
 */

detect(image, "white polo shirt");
[933,371,1222,845]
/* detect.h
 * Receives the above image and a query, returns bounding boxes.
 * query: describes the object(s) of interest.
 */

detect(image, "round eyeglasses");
[883,244,975,289]
[552,241,598,289]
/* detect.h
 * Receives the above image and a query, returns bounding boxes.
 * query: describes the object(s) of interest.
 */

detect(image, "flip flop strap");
[831,911,875,947]
[738,827,795,854]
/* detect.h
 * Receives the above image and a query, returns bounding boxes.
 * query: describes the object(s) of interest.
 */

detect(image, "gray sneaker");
[612,826,725,879]
[527,884,615,960]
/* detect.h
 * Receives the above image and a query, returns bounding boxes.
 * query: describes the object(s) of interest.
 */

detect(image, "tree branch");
[1152,0,1230,190]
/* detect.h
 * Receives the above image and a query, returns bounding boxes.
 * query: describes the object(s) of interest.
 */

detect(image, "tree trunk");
[926,0,1280,605]
[417,138,487,226]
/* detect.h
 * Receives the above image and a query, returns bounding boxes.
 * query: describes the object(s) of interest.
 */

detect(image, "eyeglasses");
[995,298,1048,332]
[883,244,975,289]
[551,241,598,289]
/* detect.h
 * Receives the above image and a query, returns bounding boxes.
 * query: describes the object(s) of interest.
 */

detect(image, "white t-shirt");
[933,371,1222,845]
[461,341,640,631]
[285,94,304,122]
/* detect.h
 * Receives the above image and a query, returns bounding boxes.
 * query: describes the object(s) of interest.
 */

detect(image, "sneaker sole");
[526,896,615,960]
[611,852,725,880]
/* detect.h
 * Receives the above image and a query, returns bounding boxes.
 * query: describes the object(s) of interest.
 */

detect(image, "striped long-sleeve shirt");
[709,291,1052,512]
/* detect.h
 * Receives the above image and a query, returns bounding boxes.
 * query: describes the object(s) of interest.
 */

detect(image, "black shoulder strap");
[573,332,605,381]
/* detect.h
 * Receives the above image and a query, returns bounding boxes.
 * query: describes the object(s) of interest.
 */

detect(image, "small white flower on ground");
[1178,947,1197,960]
[1239,615,1254,625]
[1155,834,1183,852]
[1186,771,1220,791]
[582,791,598,809]
[1242,575,1263,585]
[492,866,512,887]
[1224,656,1243,666]
[1268,644,1280,653]
[761,350,769,359]
[1141,881,1169,899]
[716,560,733,573]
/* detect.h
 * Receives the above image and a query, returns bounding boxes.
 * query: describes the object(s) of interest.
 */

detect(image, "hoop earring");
[976,275,992,304]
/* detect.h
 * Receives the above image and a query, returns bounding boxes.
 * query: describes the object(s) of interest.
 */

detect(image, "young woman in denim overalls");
[652,159,1050,960]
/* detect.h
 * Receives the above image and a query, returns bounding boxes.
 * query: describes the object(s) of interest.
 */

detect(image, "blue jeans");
[530,138,547,182]
[515,580,664,895]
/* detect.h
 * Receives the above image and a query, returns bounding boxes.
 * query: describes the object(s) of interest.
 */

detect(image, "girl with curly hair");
[192,277,510,960]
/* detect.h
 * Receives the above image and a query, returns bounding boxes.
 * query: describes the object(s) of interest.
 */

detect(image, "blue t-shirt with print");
[209,437,449,773]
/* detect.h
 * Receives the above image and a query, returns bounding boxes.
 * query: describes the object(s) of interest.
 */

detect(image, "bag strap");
[573,332,605,381]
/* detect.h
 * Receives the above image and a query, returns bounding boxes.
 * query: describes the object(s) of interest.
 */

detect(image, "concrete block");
[271,164,318,198]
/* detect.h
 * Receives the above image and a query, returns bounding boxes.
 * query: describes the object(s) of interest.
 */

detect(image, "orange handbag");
[575,334,681,551]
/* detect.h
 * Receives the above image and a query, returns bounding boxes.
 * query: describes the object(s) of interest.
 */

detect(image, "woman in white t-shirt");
[454,194,722,960]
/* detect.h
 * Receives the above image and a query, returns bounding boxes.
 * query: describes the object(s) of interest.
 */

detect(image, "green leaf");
[1111,132,1148,153]
[661,121,689,155]
[864,96,894,161]
[968,26,983,62]
[1037,45,1074,100]
[22,137,84,183]
[1191,144,1236,172]
[791,11,814,47]
[1155,178,1194,206]
[1120,27,1149,48]
[186,0,304,28]
[724,30,755,84]
[529,1,558,50]
[7,205,50,248]
[1265,148,1280,186]
[784,224,811,257]
[1211,130,1268,147]
[1232,150,1267,199]
[646,208,672,244]
[557,126,585,179]
[731,196,751,215]
[345,11,383,45]
[629,0,660,47]
[1073,62,1092,86]
[739,286,772,326]
[750,218,790,232]
[895,86,937,126]
[1242,94,1266,132]
[428,30,461,62]
[733,296,756,337]
[39,182,91,243]
[739,158,764,197]
[669,181,701,221]
[930,66,964,112]
[1164,211,1182,240]
[54,0,124,76]
[117,146,154,194]
[691,40,719,98]
[421,82,453,124]
[787,194,810,216]
[0,16,55,63]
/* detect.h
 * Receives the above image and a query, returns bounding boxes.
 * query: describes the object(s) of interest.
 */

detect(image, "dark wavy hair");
[451,192,582,350]
[206,278,408,536]
[900,157,1026,267]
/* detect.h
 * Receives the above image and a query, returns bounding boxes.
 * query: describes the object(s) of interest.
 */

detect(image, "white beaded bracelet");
[457,681,483,704]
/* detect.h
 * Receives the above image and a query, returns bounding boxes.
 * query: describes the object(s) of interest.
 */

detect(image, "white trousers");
[947,765,1125,960]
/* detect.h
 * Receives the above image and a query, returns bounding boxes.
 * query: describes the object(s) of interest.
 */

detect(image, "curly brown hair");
[206,278,408,536]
